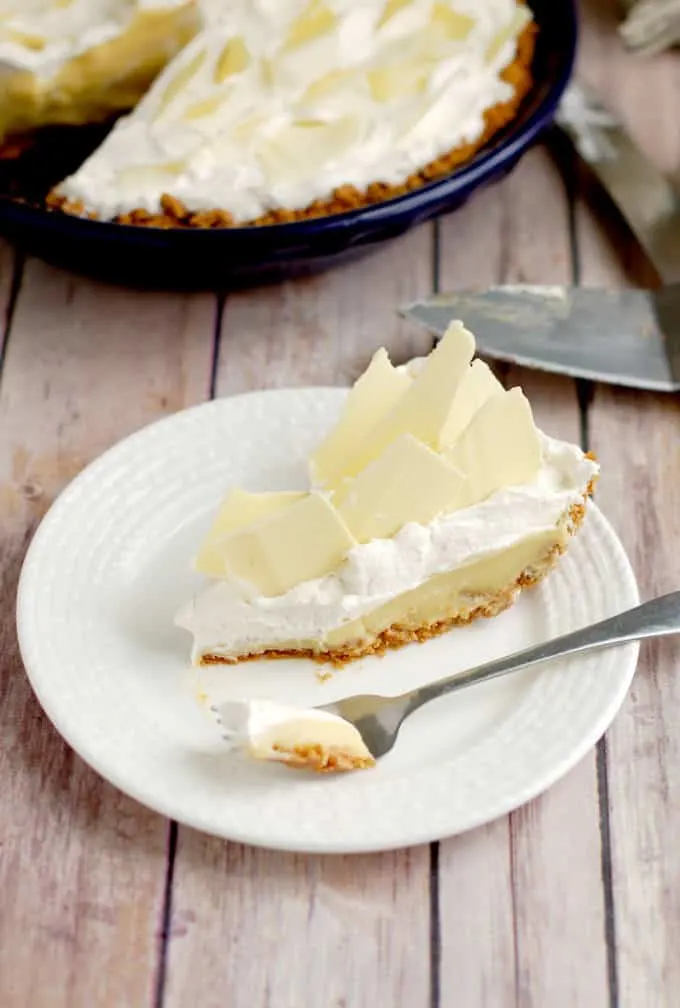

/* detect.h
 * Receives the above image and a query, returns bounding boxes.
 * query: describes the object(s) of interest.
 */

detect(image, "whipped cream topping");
[213,697,372,764]
[57,0,530,221]
[0,1,187,76]
[176,434,598,661]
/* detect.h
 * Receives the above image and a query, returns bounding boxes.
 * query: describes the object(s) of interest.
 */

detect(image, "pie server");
[400,84,680,392]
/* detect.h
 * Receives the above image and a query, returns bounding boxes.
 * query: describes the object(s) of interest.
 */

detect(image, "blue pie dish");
[0,0,576,290]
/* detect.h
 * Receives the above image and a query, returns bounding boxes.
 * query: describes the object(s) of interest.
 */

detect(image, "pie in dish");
[175,322,599,665]
[0,1,200,145]
[47,0,537,227]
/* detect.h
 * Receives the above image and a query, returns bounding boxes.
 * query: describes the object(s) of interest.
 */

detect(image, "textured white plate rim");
[16,388,640,855]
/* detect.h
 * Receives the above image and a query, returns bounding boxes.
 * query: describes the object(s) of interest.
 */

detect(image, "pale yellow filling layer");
[233,525,570,657]
[0,5,200,143]
[326,526,564,650]
[252,719,373,763]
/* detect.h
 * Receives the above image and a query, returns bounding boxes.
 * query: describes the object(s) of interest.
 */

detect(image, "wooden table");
[2,3,679,1006]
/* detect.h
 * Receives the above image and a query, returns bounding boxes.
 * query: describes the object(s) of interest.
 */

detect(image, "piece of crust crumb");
[273,743,375,773]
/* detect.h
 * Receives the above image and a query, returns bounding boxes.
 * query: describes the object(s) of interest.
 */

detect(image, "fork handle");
[409,590,680,713]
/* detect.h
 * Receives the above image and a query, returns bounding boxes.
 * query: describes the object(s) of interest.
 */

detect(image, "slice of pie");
[175,321,599,666]
[49,0,535,226]
[212,699,375,772]
[0,0,200,146]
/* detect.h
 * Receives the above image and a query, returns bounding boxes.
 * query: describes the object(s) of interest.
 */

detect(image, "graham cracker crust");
[273,743,376,773]
[200,480,595,669]
[47,21,537,229]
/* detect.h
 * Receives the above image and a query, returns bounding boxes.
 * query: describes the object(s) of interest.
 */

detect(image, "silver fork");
[319,591,680,759]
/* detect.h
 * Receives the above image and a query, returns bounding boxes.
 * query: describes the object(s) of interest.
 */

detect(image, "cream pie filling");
[0,0,199,142]
[54,0,532,221]
[176,434,598,663]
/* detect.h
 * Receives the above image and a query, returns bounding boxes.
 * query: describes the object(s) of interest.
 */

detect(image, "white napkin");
[555,83,620,162]
[620,0,680,54]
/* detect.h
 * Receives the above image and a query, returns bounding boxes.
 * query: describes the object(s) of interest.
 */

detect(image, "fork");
[319,591,680,759]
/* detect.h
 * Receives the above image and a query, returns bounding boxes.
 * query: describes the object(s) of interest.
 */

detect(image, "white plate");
[17,389,639,854]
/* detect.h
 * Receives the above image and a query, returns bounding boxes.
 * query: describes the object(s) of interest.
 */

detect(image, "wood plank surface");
[163,231,436,1008]
[0,261,216,1008]
[2,0,680,1004]
[577,5,680,1005]
[435,146,610,1008]
[0,244,18,356]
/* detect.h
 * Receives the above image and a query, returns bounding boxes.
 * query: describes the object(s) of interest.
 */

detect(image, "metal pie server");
[401,84,680,392]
